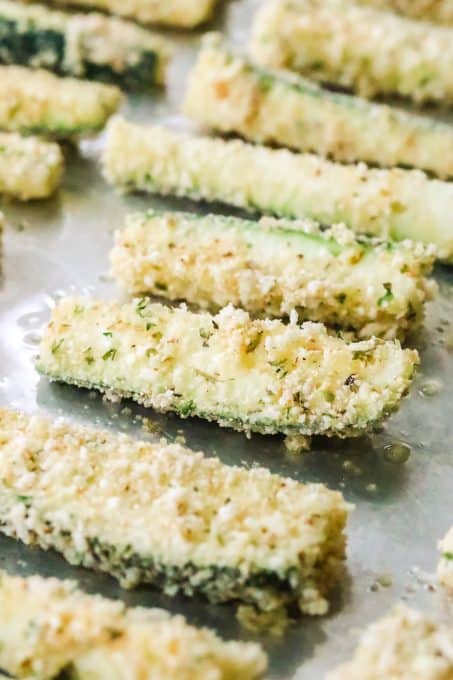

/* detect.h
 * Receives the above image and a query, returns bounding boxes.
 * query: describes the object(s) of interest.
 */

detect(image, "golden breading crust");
[327,605,453,679]
[185,35,453,178]
[103,117,453,262]
[0,570,267,679]
[111,209,436,340]
[37,297,418,437]
[0,131,63,199]
[250,0,453,104]
[0,409,351,616]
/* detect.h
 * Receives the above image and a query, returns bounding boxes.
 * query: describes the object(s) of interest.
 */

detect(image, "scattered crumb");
[284,433,311,454]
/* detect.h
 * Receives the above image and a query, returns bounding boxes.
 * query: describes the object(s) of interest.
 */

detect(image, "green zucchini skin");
[37,296,419,439]
[0,0,170,90]
[103,117,453,263]
[111,209,436,340]
[184,35,453,179]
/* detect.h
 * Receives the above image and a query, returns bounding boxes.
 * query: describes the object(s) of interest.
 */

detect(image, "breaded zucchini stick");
[355,0,453,25]
[438,526,453,590]
[327,605,453,679]
[0,571,266,679]
[0,0,170,89]
[111,210,436,340]
[185,36,453,178]
[32,0,218,28]
[0,66,121,138]
[250,0,453,104]
[103,117,453,262]
[0,409,350,616]
[0,131,63,199]
[37,297,418,437]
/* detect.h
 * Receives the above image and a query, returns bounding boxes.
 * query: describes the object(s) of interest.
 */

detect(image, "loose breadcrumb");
[250,0,453,104]
[0,570,267,679]
[327,605,453,679]
[103,117,453,262]
[0,131,63,199]
[185,35,453,178]
[0,409,351,617]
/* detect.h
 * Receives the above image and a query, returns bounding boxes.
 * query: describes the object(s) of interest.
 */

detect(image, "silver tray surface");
[0,1,452,677]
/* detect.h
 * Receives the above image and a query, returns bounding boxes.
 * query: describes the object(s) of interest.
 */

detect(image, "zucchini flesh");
[0,409,350,619]
[0,65,121,138]
[0,0,170,89]
[111,209,436,340]
[354,0,453,24]
[37,296,418,437]
[33,0,218,28]
[185,36,453,178]
[0,131,63,199]
[250,0,453,104]
[327,605,453,680]
[0,570,266,679]
[438,526,453,591]
[103,117,453,262]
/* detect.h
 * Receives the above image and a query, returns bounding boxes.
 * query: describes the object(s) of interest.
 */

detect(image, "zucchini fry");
[0,571,266,679]
[103,117,453,262]
[0,131,63,199]
[185,36,453,178]
[37,297,418,437]
[438,526,453,591]
[355,0,453,25]
[327,605,453,679]
[0,65,121,138]
[32,0,218,28]
[111,209,436,340]
[0,409,350,617]
[0,0,170,89]
[250,0,453,104]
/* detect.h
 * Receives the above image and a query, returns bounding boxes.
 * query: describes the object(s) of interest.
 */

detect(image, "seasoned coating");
[185,36,453,178]
[327,605,453,679]
[250,0,453,104]
[38,297,418,437]
[0,65,121,137]
[34,0,218,27]
[103,117,453,262]
[0,570,266,679]
[0,409,350,616]
[0,131,63,199]
[0,0,170,89]
[111,209,436,340]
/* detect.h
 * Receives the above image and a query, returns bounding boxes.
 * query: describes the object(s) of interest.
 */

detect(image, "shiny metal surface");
[0,1,452,677]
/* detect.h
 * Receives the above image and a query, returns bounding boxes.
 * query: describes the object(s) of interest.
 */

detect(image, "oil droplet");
[419,379,442,397]
[383,442,411,464]
[22,331,41,347]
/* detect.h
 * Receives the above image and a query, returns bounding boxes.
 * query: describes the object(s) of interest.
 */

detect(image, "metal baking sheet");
[0,1,452,677]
